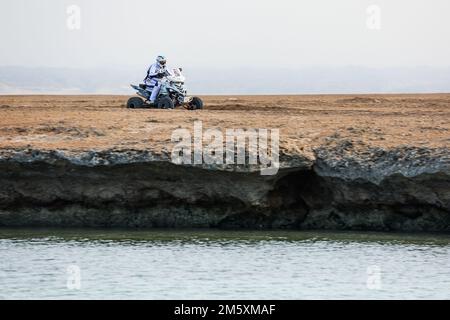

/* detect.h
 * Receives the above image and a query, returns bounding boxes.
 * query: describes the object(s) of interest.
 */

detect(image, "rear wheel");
[157,96,175,109]
[127,97,144,109]
[188,97,203,110]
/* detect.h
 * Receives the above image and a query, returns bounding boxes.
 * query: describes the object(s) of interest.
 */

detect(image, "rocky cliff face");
[1,144,449,232]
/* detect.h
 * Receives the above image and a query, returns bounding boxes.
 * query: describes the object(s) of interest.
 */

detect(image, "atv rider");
[144,55,168,105]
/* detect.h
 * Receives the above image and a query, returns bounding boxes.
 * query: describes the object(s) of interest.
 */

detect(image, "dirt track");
[0,94,449,155]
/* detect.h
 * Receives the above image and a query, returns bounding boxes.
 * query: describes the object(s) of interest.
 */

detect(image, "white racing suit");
[144,63,167,102]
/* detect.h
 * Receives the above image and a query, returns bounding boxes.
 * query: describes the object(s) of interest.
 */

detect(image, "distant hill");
[1,66,450,95]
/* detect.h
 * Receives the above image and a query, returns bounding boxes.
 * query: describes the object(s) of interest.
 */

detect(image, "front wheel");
[188,97,203,110]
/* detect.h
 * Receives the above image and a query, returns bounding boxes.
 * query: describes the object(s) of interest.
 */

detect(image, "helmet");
[156,55,166,66]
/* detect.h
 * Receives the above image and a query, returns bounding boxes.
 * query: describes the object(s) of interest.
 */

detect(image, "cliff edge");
[0,94,449,231]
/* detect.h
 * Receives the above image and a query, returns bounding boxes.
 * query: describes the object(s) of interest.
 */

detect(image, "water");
[0,228,449,299]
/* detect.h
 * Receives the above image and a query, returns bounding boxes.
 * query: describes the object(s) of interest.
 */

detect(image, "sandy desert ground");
[0,94,449,156]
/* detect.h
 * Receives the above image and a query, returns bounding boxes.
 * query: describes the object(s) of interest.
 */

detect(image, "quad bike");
[127,68,203,110]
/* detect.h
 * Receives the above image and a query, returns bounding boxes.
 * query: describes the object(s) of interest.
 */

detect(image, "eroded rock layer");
[0,147,448,231]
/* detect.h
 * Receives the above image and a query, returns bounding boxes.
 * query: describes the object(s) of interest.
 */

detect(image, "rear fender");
[131,84,150,99]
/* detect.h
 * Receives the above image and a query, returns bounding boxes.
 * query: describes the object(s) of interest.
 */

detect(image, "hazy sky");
[1,0,450,70]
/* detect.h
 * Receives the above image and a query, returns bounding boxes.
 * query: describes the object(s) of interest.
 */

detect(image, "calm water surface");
[0,228,449,299]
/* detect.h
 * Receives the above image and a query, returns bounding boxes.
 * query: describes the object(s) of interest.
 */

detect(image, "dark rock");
[0,146,448,231]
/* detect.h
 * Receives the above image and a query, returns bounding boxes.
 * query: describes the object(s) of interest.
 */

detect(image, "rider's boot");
[145,99,156,107]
